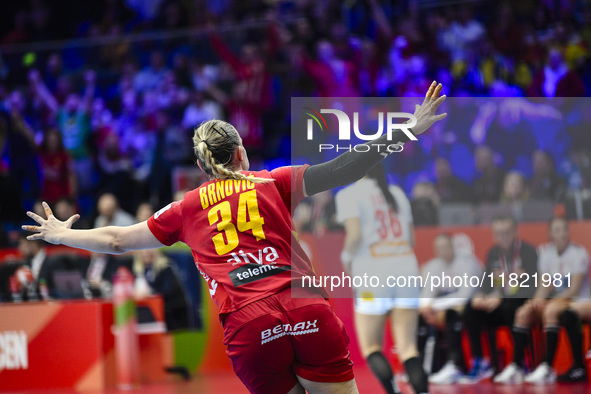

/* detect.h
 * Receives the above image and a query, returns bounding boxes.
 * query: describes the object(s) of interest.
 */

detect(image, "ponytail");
[367,163,398,213]
[193,119,271,184]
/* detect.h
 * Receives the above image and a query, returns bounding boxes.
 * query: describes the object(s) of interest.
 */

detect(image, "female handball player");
[23,82,446,394]
[336,162,426,394]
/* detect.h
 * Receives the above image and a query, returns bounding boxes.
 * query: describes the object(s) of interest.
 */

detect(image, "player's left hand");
[411,81,447,136]
[21,201,79,244]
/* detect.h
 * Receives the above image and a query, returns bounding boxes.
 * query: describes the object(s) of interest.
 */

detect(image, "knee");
[398,345,419,363]
[515,306,532,326]
[559,309,580,327]
[361,345,383,359]
[544,303,564,324]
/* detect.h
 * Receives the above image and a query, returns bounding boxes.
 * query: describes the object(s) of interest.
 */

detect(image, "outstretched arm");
[303,82,446,196]
[22,202,164,254]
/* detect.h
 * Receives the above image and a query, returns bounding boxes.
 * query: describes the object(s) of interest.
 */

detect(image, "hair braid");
[193,119,271,184]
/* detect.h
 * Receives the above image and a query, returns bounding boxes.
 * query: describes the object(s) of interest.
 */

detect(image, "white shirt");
[94,209,136,229]
[335,179,413,260]
[441,20,485,61]
[419,255,482,310]
[31,248,47,281]
[538,242,590,299]
[182,101,222,130]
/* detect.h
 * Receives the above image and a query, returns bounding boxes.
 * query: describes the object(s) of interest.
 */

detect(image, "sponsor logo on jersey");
[260,320,319,344]
[0,331,28,371]
[228,263,291,287]
[227,247,279,266]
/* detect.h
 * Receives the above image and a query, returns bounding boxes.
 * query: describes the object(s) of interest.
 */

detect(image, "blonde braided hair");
[193,119,271,184]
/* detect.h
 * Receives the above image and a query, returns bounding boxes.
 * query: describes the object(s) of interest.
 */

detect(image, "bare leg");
[355,312,398,393]
[296,376,359,394]
[391,308,428,394]
[390,308,419,361]
[568,300,591,322]
[287,382,306,394]
[354,312,387,357]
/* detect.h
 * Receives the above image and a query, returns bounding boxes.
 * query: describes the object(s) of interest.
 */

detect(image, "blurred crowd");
[1,0,591,238]
[0,197,200,331]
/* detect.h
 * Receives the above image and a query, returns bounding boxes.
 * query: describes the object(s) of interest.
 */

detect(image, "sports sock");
[560,310,585,368]
[512,326,528,367]
[367,351,399,394]
[445,309,464,369]
[417,317,430,364]
[404,357,429,394]
[544,324,560,365]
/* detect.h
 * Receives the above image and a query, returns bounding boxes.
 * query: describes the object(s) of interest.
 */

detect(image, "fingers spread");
[66,214,80,227]
[432,95,447,110]
[431,83,443,99]
[42,201,54,218]
[423,81,437,102]
[26,211,46,225]
[413,104,421,115]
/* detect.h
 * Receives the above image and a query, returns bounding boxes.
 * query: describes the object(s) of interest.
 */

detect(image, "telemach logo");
[0,331,28,371]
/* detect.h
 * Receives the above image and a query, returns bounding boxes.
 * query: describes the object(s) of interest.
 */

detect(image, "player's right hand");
[21,202,79,245]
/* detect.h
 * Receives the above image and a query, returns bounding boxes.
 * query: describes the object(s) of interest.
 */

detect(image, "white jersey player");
[335,163,428,394]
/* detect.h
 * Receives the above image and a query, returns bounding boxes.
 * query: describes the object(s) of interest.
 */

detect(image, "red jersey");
[39,151,72,203]
[147,166,314,315]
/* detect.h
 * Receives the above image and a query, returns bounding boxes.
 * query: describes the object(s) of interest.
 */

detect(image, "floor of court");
[6,367,589,394]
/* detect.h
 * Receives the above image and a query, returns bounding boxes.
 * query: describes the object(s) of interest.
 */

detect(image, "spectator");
[181,90,222,130]
[500,171,529,203]
[38,128,76,203]
[472,145,506,203]
[527,47,586,97]
[434,157,473,203]
[1,0,591,234]
[30,69,96,194]
[83,252,132,298]
[411,181,440,226]
[94,193,135,228]
[96,132,134,208]
[529,150,565,201]
[134,51,169,92]
[294,190,341,235]
[297,39,360,97]
[459,215,537,384]
[494,217,589,384]
[440,5,485,64]
[419,233,482,384]
[0,112,39,223]
[17,232,63,298]
[54,197,91,229]
[489,3,523,59]
[135,202,154,222]
[133,249,189,330]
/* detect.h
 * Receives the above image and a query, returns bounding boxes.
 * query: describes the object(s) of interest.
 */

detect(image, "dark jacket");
[482,240,538,298]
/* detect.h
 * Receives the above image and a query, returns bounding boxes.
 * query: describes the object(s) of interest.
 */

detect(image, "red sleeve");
[209,33,246,76]
[270,165,309,213]
[266,24,280,59]
[147,200,184,246]
[301,56,323,82]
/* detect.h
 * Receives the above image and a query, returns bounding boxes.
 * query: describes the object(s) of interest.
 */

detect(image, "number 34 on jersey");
[200,179,267,256]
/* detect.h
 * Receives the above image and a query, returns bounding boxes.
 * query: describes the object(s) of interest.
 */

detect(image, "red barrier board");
[0,297,168,391]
